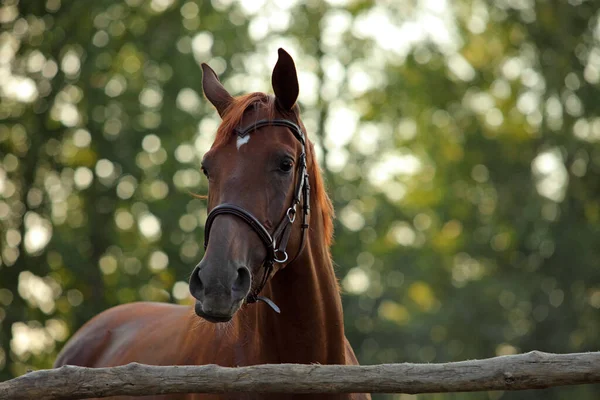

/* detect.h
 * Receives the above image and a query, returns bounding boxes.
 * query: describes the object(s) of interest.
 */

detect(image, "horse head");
[189,49,311,322]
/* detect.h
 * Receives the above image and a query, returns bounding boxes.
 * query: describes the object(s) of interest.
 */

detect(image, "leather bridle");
[203,119,310,313]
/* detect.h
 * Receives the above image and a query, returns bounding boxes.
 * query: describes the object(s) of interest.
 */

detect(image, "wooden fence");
[1,351,599,399]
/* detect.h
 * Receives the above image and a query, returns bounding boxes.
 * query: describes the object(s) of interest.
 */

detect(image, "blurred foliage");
[1,0,600,399]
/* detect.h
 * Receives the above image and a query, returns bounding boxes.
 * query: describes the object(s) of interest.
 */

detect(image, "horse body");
[55,49,370,399]
[56,244,363,399]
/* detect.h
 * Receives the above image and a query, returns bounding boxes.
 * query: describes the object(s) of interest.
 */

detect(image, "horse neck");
[242,186,347,365]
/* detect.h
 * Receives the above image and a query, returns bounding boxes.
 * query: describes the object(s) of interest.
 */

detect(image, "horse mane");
[210,92,335,247]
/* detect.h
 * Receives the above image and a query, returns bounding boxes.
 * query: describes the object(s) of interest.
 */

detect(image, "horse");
[54,48,371,400]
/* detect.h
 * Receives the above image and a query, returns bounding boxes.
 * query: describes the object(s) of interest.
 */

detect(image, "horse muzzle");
[189,262,251,322]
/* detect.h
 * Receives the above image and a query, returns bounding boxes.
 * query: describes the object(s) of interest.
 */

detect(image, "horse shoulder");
[54,302,174,368]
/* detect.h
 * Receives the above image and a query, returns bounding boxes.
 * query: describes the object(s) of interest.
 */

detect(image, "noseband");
[203,119,310,313]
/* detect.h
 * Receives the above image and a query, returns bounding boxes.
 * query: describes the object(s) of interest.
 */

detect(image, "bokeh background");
[1,0,600,399]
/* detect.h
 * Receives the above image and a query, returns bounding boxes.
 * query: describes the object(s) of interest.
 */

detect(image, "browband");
[235,119,305,145]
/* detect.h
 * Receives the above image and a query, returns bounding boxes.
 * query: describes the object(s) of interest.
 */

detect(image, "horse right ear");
[271,48,299,111]
[201,63,233,118]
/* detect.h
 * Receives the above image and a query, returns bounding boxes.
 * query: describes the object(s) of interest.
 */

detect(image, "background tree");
[1,0,599,399]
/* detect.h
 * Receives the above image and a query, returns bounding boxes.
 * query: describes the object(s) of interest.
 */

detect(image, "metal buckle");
[286,207,296,223]
[273,249,288,263]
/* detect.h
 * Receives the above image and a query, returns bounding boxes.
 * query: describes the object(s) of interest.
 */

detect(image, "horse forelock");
[212,92,274,149]
[209,92,335,248]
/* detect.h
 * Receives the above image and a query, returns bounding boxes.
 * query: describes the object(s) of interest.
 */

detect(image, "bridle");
[203,119,310,313]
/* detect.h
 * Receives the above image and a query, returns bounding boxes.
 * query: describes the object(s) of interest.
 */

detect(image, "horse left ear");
[272,48,299,111]
[201,63,234,118]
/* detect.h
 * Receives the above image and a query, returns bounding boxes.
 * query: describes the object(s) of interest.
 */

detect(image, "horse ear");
[201,63,233,118]
[271,48,299,111]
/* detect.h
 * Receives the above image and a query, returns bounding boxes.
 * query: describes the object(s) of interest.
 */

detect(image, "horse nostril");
[189,265,205,300]
[195,268,204,291]
[232,266,251,296]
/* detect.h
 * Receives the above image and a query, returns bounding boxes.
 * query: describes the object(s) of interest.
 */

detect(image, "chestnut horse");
[54,49,370,400]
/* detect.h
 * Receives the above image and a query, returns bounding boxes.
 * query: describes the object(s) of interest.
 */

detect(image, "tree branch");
[1,351,599,399]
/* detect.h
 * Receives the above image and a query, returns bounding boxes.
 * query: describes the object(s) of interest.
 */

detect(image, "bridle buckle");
[286,207,296,223]
[273,249,289,264]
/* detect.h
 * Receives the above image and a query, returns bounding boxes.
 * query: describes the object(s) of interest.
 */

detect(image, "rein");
[203,119,311,313]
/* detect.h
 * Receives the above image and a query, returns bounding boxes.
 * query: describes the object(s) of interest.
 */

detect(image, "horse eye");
[279,159,293,173]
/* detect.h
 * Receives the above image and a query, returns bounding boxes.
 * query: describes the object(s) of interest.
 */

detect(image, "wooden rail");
[1,351,599,399]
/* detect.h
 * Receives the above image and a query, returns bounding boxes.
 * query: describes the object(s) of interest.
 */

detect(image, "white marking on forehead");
[236,135,250,150]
